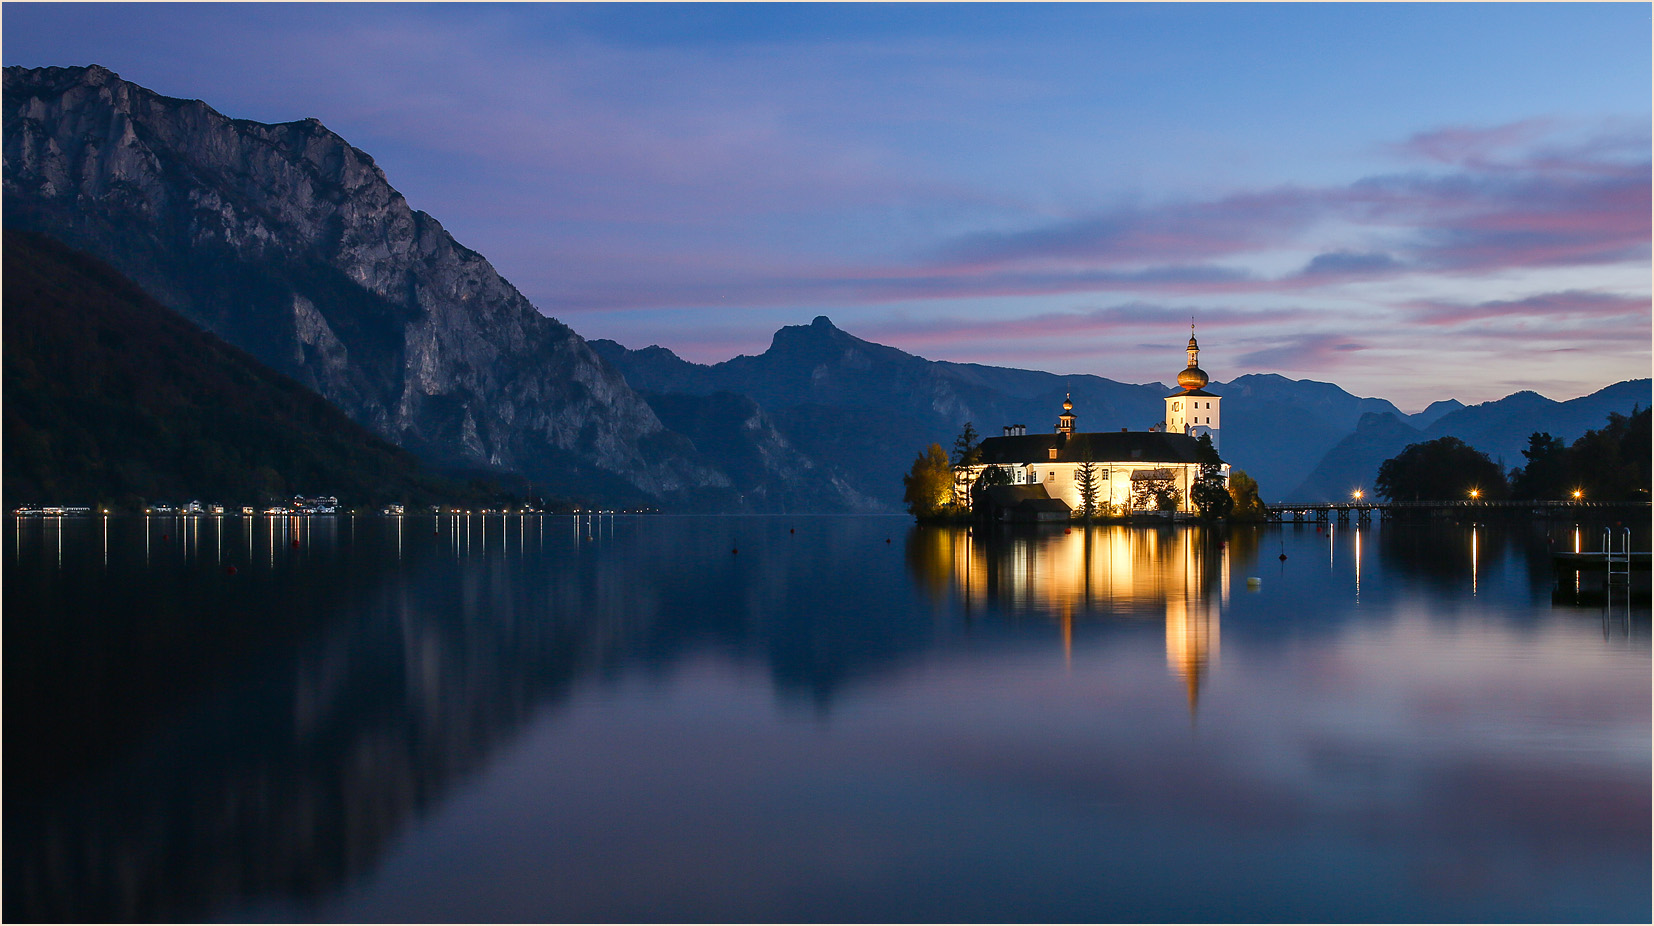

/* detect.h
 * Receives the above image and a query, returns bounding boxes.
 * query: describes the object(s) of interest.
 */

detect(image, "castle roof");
[977,430,1217,466]
[1169,387,1220,398]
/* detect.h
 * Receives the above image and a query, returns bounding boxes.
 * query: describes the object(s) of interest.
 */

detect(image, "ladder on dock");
[1603,527,1632,589]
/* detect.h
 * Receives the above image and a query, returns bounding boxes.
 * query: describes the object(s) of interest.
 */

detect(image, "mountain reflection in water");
[4,514,1647,922]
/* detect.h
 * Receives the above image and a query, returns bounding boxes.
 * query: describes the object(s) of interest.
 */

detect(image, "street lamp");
[1572,489,1583,501]
[1351,489,1364,501]
[1469,488,1480,500]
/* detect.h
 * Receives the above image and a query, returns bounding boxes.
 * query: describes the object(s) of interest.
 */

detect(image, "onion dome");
[1062,394,1073,412]
[1177,326,1208,390]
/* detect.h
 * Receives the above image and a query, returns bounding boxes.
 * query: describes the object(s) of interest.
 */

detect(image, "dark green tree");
[1130,474,1179,512]
[1190,433,1233,519]
[1510,431,1566,499]
[902,443,955,520]
[1227,469,1267,521]
[951,421,982,466]
[1074,453,1100,518]
[1374,436,1508,501]
[950,422,982,506]
[1565,407,1650,501]
[970,464,1012,515]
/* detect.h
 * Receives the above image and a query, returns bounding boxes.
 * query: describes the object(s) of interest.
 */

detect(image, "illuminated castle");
[966,330,1229,516]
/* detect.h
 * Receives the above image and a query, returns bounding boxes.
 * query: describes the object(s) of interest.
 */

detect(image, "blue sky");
[5,2,1649,409]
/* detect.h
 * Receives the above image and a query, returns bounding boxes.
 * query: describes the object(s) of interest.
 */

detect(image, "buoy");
[291,538,301,548]
[789,528,795,534]
[1064,528,1072,534]
[224,565,237,575]
[1279,553,1287,561]
[732,548,738,554]
[1246,576,1261,589]
[885,538,891,543]
[162,534,169,540]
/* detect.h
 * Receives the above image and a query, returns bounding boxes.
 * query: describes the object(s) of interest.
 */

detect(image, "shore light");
[1469,489,1480,500]
[1351,489,1363,501]
[1572,489,1583,500]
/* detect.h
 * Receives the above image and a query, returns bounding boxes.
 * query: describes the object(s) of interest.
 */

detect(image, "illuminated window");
[1048,448,1058,460]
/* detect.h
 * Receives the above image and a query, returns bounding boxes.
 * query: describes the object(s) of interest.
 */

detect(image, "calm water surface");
[5,514,1648,922]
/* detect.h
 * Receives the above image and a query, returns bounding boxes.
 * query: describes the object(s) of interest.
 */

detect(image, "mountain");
[1286,380,1652,501]
[8,65,1635,512]
[1206,373,1408,498]
[2,229,508,509]
[594,318,1436,504]
[1,64,762,508]
[1409,398,1465,428]
[1289,412,1423,502]
[593,316,1176,506]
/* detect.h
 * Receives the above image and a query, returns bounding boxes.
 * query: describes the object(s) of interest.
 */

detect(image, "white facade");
[1166,393,1221,450]
[968,458,1217,515]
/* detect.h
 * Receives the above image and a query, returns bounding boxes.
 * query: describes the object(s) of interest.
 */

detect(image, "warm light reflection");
[1353,527,1362,602]
[918,524,1238,712]
[1471,526,1478,596]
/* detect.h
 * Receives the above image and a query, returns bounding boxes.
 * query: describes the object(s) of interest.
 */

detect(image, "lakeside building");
[961,329,1229,517]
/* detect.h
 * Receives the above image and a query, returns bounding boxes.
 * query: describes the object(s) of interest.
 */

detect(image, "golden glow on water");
[1471,526,1479,597]
[917,525,1239,710]
[1353,527,1362,603]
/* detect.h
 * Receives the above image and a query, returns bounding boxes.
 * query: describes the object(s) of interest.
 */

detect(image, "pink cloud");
[1404,290,1652,327]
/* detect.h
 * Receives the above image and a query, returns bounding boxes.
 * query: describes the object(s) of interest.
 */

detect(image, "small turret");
[1056,393,1076,434]
[1178,325,1209,390]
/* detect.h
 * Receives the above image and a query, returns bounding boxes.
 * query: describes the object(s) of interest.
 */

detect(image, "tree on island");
[970,464,1013,515]
[1375,436,1508,501]
[1190,433,1233,519]
[950,421,982,507]
[1074,453,1100,519]
[1130,475,1180,512]
[903,443,955,519]
[1227,469,1267,521]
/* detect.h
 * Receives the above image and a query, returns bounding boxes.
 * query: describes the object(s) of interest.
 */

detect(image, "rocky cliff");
[3,64,735,505]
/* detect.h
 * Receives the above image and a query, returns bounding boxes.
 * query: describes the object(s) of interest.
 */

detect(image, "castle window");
[1048,448,1058,460]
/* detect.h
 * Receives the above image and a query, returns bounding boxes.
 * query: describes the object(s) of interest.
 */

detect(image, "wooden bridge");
[1264,500,1650,523]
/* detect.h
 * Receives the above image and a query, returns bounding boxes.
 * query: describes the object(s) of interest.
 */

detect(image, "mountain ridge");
[3,63,873,511]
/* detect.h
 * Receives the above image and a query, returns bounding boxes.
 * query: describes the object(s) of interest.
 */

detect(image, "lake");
[4,513,1648,922]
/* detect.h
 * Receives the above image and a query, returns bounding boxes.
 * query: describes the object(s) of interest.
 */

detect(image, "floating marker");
[1279,553,1288,561]
[224,565,237,575]
[1246,577,1261,589]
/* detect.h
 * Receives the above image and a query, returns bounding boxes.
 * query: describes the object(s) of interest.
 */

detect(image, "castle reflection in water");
[908,523,1262,712]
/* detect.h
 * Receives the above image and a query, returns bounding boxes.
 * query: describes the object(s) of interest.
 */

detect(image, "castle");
[963,328,1228,517]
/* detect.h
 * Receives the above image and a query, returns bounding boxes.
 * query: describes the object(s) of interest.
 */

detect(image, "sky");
[4,2,1650,410]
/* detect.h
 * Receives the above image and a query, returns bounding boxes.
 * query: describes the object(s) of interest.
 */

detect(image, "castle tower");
[1056,393,1076,434]
[1165,325,1221,451]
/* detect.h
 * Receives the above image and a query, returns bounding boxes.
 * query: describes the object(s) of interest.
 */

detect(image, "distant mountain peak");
[811,315,836,329]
